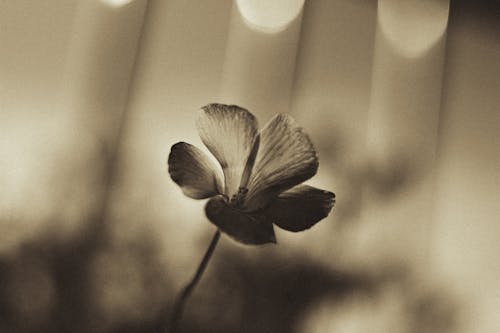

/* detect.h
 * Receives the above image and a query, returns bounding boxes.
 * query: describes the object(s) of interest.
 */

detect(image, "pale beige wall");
[432,3,500,332]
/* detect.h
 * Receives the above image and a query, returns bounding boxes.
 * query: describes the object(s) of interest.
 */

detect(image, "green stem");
[168,229,221,332]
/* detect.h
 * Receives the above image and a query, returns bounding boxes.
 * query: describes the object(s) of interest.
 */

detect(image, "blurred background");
[1,0,499,332]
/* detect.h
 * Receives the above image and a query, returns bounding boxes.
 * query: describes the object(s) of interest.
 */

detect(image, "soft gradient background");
[1,0,499,332]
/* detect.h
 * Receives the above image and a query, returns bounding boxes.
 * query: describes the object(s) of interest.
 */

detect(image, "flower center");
[229,187,248,207]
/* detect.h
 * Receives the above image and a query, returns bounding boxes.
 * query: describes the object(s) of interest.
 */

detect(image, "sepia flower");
[168,104,335,245]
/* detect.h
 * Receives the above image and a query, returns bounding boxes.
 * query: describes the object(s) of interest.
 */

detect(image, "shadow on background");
[0,222,458,333]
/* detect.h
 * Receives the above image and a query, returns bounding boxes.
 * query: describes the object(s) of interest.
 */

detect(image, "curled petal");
[197,104,259,198]
[245,114,319,211]
[263,185,335,232]
[168,142,223,199]
[205,196,276,245]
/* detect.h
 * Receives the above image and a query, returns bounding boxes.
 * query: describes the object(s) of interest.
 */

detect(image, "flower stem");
[169,229,221,333]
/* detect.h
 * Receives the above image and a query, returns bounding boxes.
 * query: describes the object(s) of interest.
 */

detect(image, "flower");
[168,104,335,245]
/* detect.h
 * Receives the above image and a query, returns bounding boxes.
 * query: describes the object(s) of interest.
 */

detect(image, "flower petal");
[205,196,276,245]
[263,185,335,232]
[244,114,319,211]
[197,104,259,198]
[168,142,223,199]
